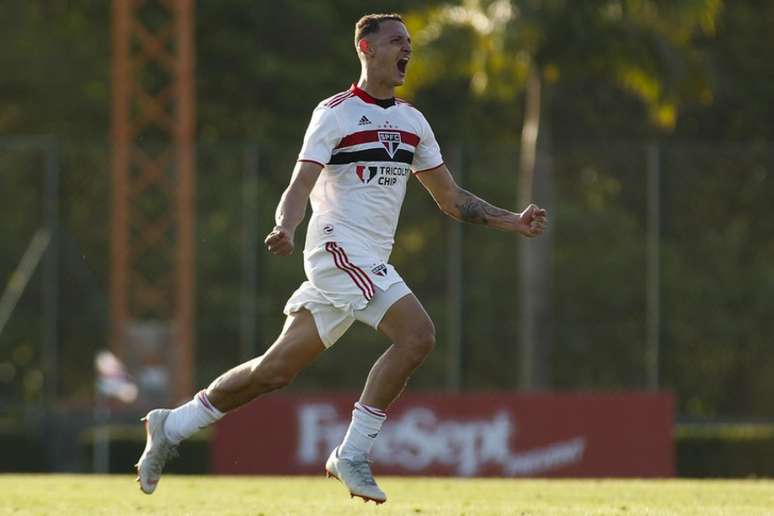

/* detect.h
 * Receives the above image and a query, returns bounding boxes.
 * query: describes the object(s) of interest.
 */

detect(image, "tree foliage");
[403,0,722,131]
[0,1,773,419]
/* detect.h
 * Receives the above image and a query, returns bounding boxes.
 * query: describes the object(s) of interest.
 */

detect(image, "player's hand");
[264,225,295,256]
[517,204,547,238]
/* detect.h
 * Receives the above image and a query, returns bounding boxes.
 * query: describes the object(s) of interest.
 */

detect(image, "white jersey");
[298,84,444,261]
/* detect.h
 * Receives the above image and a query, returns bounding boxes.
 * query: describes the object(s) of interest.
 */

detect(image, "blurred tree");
[196,0,437,146]
[3,0,774,417]
[402,0,722,389]
[0,2,109,139]
[674,1,774,140]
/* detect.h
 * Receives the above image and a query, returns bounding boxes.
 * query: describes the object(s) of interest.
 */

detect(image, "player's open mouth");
[397,58,409,75]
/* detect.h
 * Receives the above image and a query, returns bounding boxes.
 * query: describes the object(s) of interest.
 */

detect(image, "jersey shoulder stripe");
[325,91,354,108]
[323,89,350,105]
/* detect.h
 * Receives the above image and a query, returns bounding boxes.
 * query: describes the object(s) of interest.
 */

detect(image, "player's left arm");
[415,164,547,237]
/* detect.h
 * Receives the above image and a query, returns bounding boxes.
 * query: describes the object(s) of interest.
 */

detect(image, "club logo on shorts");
[371,264,388,277]
[378,131,402,158]
[356,165,378,183]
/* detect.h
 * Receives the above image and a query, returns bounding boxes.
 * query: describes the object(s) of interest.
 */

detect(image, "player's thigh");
[377,293,435,346]
[262,309,326,374]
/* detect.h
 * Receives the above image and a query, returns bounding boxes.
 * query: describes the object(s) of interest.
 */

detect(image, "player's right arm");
[264,161,322,256]
[266,99,340,256]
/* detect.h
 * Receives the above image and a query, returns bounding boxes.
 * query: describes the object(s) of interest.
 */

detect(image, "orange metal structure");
[110,0,195,403]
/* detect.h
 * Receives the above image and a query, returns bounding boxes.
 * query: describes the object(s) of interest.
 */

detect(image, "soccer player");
[136,13,547,503]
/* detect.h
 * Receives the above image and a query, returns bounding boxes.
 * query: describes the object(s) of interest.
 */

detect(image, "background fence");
[2,137,772,422]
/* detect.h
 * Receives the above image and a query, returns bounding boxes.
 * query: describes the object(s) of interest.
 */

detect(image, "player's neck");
[357,76,395,101]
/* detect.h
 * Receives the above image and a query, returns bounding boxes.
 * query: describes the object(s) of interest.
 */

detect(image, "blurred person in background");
[136,12,547,503]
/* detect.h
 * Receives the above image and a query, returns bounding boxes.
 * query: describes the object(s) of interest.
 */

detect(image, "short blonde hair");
[354,13,404,47]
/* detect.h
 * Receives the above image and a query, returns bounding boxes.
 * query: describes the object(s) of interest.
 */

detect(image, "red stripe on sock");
[197,390,217,414]
[356,402,386,419]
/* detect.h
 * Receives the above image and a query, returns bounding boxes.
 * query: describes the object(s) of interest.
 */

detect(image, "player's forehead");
[372,20,410,42]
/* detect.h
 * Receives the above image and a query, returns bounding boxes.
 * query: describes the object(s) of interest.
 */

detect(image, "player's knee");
[401,324,436,364]
[418,328,436,357]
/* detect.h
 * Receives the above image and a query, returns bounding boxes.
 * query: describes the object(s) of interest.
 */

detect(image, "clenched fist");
[517,204,548,238]
[264,225,295,256]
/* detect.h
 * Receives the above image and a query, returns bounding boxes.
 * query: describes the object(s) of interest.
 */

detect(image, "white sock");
[163,390,225,444]
[338,402,386,460]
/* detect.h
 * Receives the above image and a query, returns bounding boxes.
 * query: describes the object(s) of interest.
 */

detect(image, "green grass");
[1,475,773,515]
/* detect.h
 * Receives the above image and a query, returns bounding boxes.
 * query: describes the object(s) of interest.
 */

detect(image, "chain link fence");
[1,138,773,420]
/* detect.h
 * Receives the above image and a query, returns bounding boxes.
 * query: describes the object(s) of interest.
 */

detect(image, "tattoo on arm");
[455,190,512,225]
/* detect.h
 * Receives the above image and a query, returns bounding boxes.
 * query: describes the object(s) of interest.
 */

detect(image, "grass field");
[1,475,773,515]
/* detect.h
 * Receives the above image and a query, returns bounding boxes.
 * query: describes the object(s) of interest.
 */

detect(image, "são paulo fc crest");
[356,165,378,183]
[378,131,402,158]
[371,263,388,277]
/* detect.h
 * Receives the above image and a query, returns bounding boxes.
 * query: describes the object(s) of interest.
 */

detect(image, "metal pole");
[241,145,259,360]
[44,141,60,406]
[646,143,661,390]
[518,148,554,390]
[518,70,543,390]
[174,0,196,401]
[0,230,50,339]
[93,393,110,474]
[110,0,130,361]
[518,239,535,390]
[446,144,464,391]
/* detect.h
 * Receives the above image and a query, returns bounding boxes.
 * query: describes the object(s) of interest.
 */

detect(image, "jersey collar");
[351,84,396,108]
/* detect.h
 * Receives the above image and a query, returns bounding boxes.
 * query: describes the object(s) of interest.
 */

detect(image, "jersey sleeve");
[412,111,444,173]
[297,104,341,166]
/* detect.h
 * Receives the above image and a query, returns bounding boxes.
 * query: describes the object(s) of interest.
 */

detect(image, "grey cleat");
[135,408,178,494]
[325,446,387,504]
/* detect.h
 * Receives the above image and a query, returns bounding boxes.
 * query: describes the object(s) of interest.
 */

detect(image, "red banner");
[213,392,673,477]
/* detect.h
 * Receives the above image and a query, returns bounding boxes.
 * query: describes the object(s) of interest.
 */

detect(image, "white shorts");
[283,241,412,347]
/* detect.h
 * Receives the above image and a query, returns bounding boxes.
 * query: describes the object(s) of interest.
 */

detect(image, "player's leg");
[325,285,434,504]
[360,292,435,408]
[163,308,325,442]
[204,308,325,412]
[136,309,325,494]
[336,291,434,461]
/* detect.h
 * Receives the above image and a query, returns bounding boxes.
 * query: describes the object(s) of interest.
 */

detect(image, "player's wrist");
[273,223,296,240]
[495,213,523,233]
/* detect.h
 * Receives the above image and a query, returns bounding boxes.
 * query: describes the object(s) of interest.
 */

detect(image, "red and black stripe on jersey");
[328,129,420,165]
[328,148,413,165]
[336,130,419,148]
[324,90,354,108]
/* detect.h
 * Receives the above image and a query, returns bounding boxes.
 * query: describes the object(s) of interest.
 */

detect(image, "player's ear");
[358,39,370,55]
